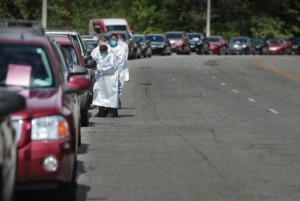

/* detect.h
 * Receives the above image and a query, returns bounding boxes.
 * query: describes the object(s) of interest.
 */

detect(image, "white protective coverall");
[109,43,127,96]
[92,52,119,108]
[91,45,111,64]
[118,40,130,82]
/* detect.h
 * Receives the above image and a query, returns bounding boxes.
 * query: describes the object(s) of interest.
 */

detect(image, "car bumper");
[229,48,245,55]
[17,139,76,188]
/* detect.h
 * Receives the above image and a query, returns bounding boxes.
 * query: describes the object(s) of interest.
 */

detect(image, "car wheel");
[80,99,89,127]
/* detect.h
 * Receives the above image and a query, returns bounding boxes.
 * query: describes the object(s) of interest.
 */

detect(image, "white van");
[88,18,132,35]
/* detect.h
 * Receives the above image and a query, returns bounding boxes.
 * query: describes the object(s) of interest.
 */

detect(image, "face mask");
[100,53,106,57]
[110,41,117,47]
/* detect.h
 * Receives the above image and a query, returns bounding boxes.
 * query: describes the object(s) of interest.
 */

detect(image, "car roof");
[45,29,80,35]
[51,35,73,45]
[0,27,51,46]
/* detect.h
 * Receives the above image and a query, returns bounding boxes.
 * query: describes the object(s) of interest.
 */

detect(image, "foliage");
[1,0,300,40]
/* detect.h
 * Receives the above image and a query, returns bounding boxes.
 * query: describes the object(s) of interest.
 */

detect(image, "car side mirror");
[84,55,93,64]
[0,92,26,116]
[66,76,92,94]
[85,59,97,69]
[86,48,93,55]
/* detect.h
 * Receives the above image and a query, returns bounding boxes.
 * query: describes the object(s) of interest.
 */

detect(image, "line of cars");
[0,19,97,201]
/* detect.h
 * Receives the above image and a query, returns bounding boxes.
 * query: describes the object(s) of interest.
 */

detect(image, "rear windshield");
[61,45,79,65]
[269,39,283,44]
[188,34,201,40]
[230,38,248,44]
[106,25,128,32]
[133,35,145,42]
[166,33,183,39]
[147,35,164,42]
[208,37,220,42]
[0,44,54,88]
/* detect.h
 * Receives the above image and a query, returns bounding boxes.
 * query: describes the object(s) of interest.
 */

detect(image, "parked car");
[0,92,25,201]
[252,38,267,55]
[267,38,293,55]
[166,31,191,54]
[207,35,228,55]
[81,35,99,49]
[188,32,210,54]
[45,29,95,107]
[51,34,94,127]
[0,20,93,201]
[88,18,132,35]
[288,37,300,54]
[146,34,172,55]
[132,34,152,57]
[228,37,256,55]
[105,30,142,59]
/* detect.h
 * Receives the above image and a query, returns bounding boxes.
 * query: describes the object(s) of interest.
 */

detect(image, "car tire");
[80,99,89,127]
[197,46,204,55]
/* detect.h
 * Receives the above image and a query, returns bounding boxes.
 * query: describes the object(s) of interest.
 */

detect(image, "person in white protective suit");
[92,45,119,117]
[118,34,130,82]
[91,35,111,65]
[109,33,127,109]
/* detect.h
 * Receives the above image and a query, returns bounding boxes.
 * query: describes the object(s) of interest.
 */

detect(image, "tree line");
[1,0,300,40]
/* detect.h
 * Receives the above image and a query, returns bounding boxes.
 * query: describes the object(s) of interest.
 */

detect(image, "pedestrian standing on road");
[92,45,119,118]
[91,35,110,63]
[118,34,130,82]
[109,33,127,109]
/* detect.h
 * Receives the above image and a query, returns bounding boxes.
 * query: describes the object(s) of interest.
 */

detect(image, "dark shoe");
[106,113,115,118]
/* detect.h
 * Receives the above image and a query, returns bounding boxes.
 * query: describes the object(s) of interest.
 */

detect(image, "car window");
[230,38,247,44]
[106,25,127,32]
[133,36,144,42]
[61,45,79,65]
[147,35,164,42]
[51,42,70,83]
[166,33,184,39]
[208,37,220,42]
[0,44,54,88]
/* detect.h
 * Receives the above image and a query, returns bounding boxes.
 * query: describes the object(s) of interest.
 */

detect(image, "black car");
[288,37,300,55]
[0,92,26,201]
[105,31,142,59]
[252,38,267,55]
[229,37,256,55]
[132,34,152,57]
[188,32,210,54]
[146,34,172,55]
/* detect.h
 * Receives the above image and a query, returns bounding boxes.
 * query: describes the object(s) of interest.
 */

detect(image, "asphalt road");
[76,54,300,201]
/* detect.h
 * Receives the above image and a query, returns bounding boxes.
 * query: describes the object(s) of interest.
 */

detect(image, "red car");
[166,31,191,54]
[51,34,92,127]
[207,36,229,55]
[0,20,93,200]
[267,38,293,55]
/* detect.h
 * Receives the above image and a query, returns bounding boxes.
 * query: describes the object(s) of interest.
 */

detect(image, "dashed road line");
[232,89,239,93]
[220,82,227,86]
[211,76,216,79]
[248,98,256,102]
[268,109,279,114]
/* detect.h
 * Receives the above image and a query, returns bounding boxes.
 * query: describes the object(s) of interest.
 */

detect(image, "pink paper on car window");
[6,64,32,87]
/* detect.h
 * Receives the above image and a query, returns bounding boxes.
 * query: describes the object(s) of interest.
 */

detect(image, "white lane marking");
[205,71,208,74]
[211,76,216,79]
[172,78,176,82]
[197,66,201,69]
[232,89,239,93]
[192,63,195,66]
[220,82,227,86]
[268,109,279,114]
[248,98,256,102]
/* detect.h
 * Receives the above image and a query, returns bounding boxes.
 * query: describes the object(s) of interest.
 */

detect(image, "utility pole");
[42,0,47,28]
[206,0,211,36]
